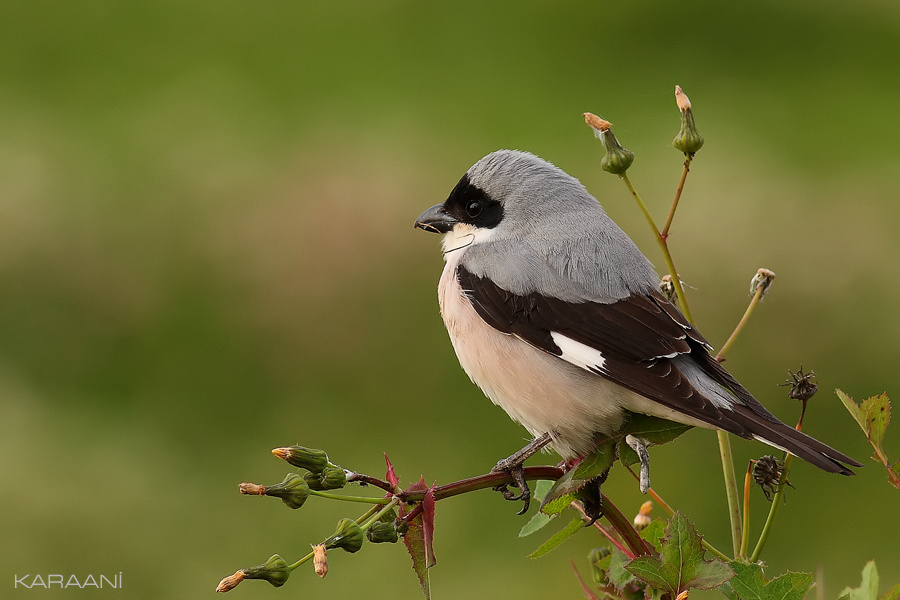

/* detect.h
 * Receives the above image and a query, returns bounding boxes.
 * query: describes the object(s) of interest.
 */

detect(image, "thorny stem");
[715,284,766,363]
[620,173,694,323]
[661,154,693,238]
[346,472,399,495]
[398,466,565,524]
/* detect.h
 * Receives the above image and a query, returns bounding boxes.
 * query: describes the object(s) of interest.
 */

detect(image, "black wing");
[457,265,862,474]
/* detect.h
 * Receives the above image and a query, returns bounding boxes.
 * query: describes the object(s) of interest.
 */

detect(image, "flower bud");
[242,554,290,588]
[264,473,310,509]
[216,570,245,593]
[589,547,612,584]
[584,112,635,175]
[750,268,775,298]
[672,85,704,155]
[366,521,399,544]
[272,445,329,473]
[633,500,653,531]
[239,482,265,496]
[326,518,365,553]
[305,465,347,491]
[312,544,328,578]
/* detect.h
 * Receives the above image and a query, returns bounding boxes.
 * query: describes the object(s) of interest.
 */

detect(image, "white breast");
[437,251,635,459]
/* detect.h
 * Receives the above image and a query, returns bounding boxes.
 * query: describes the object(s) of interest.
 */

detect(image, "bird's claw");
[492,458,532,515]
[490,433,554,515]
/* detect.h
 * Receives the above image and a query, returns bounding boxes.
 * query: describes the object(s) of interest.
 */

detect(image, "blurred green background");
[1,1,898,598]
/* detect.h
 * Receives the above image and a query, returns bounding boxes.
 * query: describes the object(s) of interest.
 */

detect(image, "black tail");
[727,405,863,475]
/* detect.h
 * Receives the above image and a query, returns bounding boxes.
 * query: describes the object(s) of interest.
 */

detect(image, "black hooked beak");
[414,203,458,234]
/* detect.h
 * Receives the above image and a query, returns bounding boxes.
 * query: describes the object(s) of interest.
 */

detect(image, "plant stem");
[309,490,392,504]
[740,462,752,560]
[716,285,765,362]
[288,550,315,572]
[360,497,401,532]
[661,154,693,238]
[749,453,793,563]
[620,170,744,557]
[620,173,694,323]
[400,466,565,503]
[717,430,743,559]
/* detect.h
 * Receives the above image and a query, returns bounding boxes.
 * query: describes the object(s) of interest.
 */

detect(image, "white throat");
[441,224,495,259]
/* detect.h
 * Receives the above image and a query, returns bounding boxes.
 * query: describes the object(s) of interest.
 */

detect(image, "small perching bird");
[414,150,860,502]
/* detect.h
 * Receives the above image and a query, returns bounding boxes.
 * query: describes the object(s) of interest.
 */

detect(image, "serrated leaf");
[859,394,891,453]
[720,562,813,600]
[400,477,430,599]
[401,513,430,599]
[422,484,436,568]
[574,440,618,479]
[840,561,880,600]
[384,453,399,488]
[625,512,733,596]
[890,461,900,491]
[528,516,584,558]
[616,414,693,467]
[837,389,867,431]
[638,518,666,553]
[607,545,635,588]
[541,442,615,512]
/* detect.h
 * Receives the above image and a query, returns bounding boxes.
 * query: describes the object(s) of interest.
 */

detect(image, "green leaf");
[519,512,554,537]
[720,562,813,600]
[638,518,666,553]
[859,394,891,453]
[616,414,693,467]
[840,561,880,600]
[625,512,733,596]
[607,545,635,589]
[528,516,584,558]
[541,414,692,510]
[573,440,618,479]
[541,491,577,516]
[837,389,866,428]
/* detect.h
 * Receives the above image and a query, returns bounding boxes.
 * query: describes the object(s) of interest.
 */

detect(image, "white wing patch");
[550,332,607,374]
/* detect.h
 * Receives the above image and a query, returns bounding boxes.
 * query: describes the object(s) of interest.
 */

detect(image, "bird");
[414,149,861,508]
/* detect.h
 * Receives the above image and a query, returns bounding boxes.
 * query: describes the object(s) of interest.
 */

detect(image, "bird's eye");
[465,200,483,218]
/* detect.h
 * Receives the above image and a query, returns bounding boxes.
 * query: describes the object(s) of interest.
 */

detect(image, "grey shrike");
[414,149,860,499]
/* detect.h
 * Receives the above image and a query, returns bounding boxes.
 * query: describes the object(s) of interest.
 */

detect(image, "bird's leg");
[491,432,554,515]
[625,434,651,493]
[579,466,611,525]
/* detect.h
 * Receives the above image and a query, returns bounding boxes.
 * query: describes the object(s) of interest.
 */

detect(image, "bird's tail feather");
[729,406,863,475]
